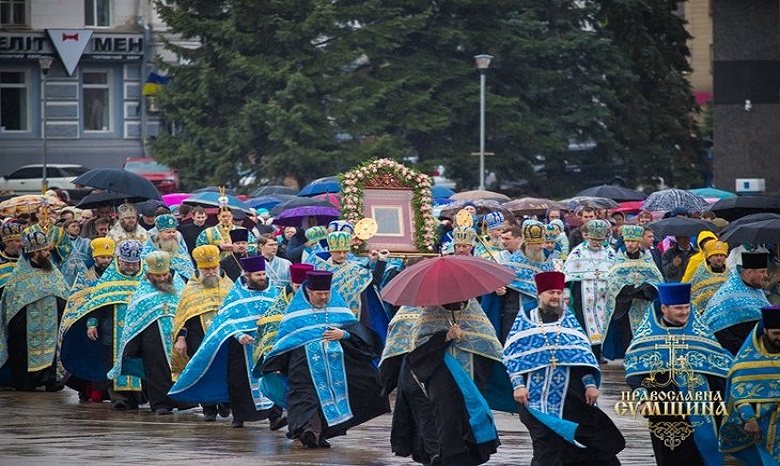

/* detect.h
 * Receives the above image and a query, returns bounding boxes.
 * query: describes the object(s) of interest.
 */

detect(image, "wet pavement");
[0,364,664,465]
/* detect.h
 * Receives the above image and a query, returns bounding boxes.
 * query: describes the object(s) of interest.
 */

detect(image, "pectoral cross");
[550,356,558,368]
[654,335,689,377]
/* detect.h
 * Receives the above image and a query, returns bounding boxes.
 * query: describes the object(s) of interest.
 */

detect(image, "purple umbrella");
[272,205,341,227]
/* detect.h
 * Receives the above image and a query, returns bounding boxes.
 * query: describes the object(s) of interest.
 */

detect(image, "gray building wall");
[712,0,780,194]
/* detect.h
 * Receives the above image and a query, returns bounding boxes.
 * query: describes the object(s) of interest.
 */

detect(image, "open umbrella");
[707,195,780,221]
[431,185,455,199]
[719,218,780,245]
[161,193,192,206]
[611,201,645,215]
[298,176,341,197]
[559,196,619,210]
[381,255,515,306]
[503,197,563,217]
[439,200,511,219]
[314,192,341,209]
[575,185,646,202]
[250,185,299,197]
[191,186,238,195]
[270,197,334,217]
[246,194,297,211]
[72,168,161,200]
[642,189,708,213]
[0,194,65,217]
[450,190,510,202]
[646,217,718,237]
[271,206,341,227]
[182,191,252,214]
[687,188,737,200]
[76,190,150,208]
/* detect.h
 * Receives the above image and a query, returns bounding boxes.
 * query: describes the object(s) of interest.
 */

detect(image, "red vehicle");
[123,157,180,194]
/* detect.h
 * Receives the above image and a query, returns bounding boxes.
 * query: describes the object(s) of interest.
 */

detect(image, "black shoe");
[217,405,231,418]
[203,413,217,422]
[301,430,318,448]
[318,437,331,448]
[114,400,129,411]
[231,419,244,428]
[269,416,287,431]
[599,357,609,365]
[154,408,172,415]
[78,391,90,402]
[44,382,65,392]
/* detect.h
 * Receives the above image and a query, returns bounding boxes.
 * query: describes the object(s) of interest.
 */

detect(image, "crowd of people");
[0,192,778,465]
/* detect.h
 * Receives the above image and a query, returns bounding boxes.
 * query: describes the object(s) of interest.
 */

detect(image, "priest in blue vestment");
[504,271,624,465]
[625,282,734,466]
[259,270,390,448]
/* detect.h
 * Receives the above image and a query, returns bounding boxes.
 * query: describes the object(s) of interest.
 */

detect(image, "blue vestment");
[703,270,769,332]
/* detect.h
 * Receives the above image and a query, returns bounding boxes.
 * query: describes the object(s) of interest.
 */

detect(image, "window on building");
[85,0,110,27]
[82,71,110,131]
[0,71,28,131]
[0,0,27,27]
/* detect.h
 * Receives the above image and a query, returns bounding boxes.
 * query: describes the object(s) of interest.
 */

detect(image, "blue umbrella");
[298,176,341,197]
[431,185,455,199]
[687,188,737,200]
[250,185,299,197]
[246,194,297,210]
[182,191,252,214]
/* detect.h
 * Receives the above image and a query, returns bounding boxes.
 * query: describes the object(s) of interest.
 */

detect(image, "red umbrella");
[381,255,516,306]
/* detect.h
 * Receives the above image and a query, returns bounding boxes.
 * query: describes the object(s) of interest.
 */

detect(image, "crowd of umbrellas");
[0,168,779,245]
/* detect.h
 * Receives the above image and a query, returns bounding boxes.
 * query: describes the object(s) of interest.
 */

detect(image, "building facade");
[0,0,184,175]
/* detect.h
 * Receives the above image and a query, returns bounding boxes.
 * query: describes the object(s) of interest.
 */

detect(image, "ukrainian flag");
[142,72,171,96]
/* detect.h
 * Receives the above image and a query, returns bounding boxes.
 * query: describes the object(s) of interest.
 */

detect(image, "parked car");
[123,157,180,194]
[0,164,90,194]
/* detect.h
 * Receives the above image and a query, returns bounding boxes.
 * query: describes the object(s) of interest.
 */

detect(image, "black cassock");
[380,354,440,465]
[714,321,757,356]
[261,321,390,442]
[405,331,499,466]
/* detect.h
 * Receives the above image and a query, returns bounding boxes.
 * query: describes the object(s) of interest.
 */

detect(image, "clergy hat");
[145,251,171,274]
[544,223,561,241]
[240,255,265,272]
[484,211,505,231]
[192,245,220,269]
[154,214,178,232]
[586,219,610,240]
[452,226,477,246]
[741,252,768,269]
[91,237,115,258]
[703,240,728,258]
[657,283,691,306]
[118,240,143,263]
[306,270,333,291]
[327,231,352,252]
[305,226,328,243]
[229,228,249,243]
[761,305,780,329]
[290,263,314,285]
[328,220,355,234]
[117,203,137,219]
[534,271,565,294]
[522,221,545,245]
[621,225,645,242]
[22,230,49,253]
[0,222,22,242]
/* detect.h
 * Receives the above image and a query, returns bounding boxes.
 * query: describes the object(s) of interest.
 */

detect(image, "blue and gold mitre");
[522,221,545,245]
[483,211,505,231]
[452,226,477,245]
[154,214,178,231]
[118,239,143,263]
[327,220,354,234]
[620,225,644,242]
[22,230,49,253]
[543,223,561,241]
[305,226,328,243]
[145,251,171,274]
[326,231,352,252]
[585,219,610,240]
[1,222,22,242]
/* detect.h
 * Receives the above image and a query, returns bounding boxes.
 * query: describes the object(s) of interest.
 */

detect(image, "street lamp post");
[474,54,492,191]
[39,56,54,193]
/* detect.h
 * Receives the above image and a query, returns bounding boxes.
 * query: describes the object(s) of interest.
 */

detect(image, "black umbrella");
[719,219,780,245]
[646,217,718,237]
[191,186,238,195]
[719,213,780,236]
[72,168,161,200]
[76,190,150,208]
[559,196,619,210]
[270,197,334,216]
[575,185,647,202]
[707,195,780,221]
[250,185,299,197]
